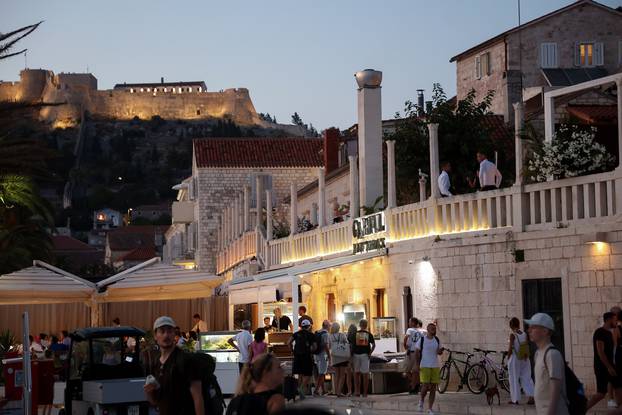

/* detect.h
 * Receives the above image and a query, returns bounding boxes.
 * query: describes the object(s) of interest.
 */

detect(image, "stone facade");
[297,168,351,223]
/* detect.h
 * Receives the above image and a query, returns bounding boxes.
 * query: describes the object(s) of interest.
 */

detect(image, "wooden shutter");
[483,52,491,75]
[475,56,482,79]
[574,42,581,66]
[594,42,604,66]
[540,43,558,68]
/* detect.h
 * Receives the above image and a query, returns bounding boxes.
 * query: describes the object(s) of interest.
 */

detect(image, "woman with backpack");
[507,317,535,405]
[226,353,285,415]
[329,322,350,397]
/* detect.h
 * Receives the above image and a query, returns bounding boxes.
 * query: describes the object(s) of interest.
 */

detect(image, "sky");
[2,0,621,130]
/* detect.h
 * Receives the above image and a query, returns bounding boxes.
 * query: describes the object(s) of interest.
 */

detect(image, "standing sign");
[352,212,386,254]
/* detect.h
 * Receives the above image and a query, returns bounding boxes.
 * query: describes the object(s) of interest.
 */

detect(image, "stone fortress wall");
[0,69,263,126]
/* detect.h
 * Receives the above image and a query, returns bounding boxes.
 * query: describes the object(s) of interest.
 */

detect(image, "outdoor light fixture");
[581,232,611,245]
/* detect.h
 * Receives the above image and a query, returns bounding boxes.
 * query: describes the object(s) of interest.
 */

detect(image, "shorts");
[352,353,370,374]
[595,367,622,394]
[293,354,314,376]
[333,361,349,368]
[315,354,328,375]
[420,367,440,384]
[403,352,420,373]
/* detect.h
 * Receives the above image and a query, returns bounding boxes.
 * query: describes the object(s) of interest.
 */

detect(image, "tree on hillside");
[291,112,303,126]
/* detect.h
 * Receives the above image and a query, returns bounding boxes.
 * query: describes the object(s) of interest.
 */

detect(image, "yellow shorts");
[419,367,440,384]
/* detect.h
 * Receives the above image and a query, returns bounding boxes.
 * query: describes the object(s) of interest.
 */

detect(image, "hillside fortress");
[0,69,263,127]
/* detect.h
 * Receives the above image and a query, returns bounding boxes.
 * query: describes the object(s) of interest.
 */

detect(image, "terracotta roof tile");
[52,235,97,252]
[117,246,156,262]
[567,105,617,123]
[193,137,323,168]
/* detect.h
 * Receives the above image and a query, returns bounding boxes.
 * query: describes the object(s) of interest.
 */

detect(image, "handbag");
[330,333,351,360]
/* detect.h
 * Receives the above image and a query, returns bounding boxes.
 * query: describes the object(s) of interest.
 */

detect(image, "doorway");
[327,293,336,323]
[522,278,565,355]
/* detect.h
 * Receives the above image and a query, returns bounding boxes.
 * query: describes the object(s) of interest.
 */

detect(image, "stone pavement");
[289,390,616,414]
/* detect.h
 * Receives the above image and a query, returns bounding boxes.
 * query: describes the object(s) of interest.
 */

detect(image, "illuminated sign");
[352,212,386,254]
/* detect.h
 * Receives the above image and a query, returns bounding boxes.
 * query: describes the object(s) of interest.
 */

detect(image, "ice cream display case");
[372,317,399,354]
[198,331,240,394]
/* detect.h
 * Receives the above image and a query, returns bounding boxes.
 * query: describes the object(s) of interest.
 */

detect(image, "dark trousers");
[480,185,497,191]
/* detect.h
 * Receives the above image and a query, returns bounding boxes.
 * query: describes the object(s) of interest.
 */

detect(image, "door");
[522,278,565,355]
[327,293,336,323]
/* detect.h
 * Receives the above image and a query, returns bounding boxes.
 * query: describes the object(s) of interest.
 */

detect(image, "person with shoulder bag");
[328,322,350,397]
[507,317,535,405]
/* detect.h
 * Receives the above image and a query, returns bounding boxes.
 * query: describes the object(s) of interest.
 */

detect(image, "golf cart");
[60,326,149,415]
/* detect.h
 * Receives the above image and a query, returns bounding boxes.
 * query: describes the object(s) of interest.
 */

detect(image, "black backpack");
[226,393,268,415]
[313,330,327,355]
[293,330,316,355]
[193,352,226,415]
[543,346,587,415]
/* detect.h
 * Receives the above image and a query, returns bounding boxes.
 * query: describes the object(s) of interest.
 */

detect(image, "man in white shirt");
[438,162,452,197]
[228,319,253,372]
[403,317,425,394]
[475,152,502,191]
[415,323,444,415]
[526,313,569,415]
[191,313,208,334]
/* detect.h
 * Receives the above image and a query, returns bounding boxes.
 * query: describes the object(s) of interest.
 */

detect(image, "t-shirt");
[153,348,202,415]
[534,345,568,415]
[49,343,68,352]
[415,335,441,368]
[272,315,292,331]
[316,329,329,356]
[234,330,253,363]
[292,329,316,355]
[352,330,375,355]
[406,328,425,352]
[593,327,614,372]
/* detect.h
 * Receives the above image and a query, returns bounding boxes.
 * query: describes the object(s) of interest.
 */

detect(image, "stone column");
[255,175,264,229]
[617,79,622,167]
[348,155,359,218]
[266,189,273,241]
[428,123,440,199]
[243,185,251,232]
[419,174,427,203]
[216,214,222,251]
[290,182,298,235]
[513,102,524,185]
[318,167,326,226]
[291,274,299,332]
[544,94,554,143]
[238,193,244,236]
[310,203,318,226]
[233,197,240,238]
[386,140,397,208]
[224,206,230,245]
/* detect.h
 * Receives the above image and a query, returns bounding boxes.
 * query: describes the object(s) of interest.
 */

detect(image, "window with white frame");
[474,52,491,79]
[540,42,558,68]
[575,42,604,67]
[475,55,482,79]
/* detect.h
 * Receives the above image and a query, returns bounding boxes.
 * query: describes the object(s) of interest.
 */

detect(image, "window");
[250,174,274,208]
[540,42,558,68]
[475,55,482,79]
[474,52,491,79]
[575,42,604,67]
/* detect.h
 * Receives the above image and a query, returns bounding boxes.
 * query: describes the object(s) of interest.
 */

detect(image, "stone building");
[450,0,622,122]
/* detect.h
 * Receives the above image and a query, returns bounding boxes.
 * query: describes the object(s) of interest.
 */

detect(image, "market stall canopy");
[96,258,222,302]
[0,260,95,305]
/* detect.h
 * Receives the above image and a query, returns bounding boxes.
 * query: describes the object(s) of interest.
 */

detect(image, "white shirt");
[438,171,452,196]
[192,320,208,333]
[478,159,502,188]
[534,345,568,415]
[415,335,441,368]
[234,330,253,363]
[405,328,425,352]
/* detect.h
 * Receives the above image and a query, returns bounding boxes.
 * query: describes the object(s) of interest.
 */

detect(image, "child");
[249,327,269,363]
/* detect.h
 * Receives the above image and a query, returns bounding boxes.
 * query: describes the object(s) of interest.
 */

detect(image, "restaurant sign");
[352,212,386,254]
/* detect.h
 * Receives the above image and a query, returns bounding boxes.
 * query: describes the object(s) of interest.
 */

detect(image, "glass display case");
[373,317,397,339]
[199,331,240,363]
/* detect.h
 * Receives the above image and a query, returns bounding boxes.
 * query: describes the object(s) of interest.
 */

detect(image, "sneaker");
[608,399,618,408]
[417,401,424,412]
[427,410,436,415]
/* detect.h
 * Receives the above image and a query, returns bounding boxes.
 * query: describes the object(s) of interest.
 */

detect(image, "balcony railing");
[216,170,621,275]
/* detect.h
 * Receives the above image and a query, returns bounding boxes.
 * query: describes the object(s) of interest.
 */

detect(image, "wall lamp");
[580,232,611,245]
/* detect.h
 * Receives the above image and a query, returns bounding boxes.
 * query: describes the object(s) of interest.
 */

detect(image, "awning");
[0,260,95,305]
[96,258,222,302]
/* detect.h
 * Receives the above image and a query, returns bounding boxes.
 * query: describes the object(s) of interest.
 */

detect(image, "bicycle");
[437,348,476,393]
[465,348,510,394]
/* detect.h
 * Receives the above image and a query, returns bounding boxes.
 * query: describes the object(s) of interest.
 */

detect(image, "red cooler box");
[2,357,54,411]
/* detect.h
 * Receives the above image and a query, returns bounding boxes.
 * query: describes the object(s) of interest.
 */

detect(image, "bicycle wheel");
[498,369,510,393]
[466,363,488,394]
[438,363,451,393]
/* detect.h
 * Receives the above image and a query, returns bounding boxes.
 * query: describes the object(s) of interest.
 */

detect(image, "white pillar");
[386,140,397,208]
[243,185,251,232]
[513,102,524,185]
[291,275,299,332]
[544,94,554,143]
[428,123,440,199]
[266,189,273,241]
[290,182,298,235]
[233,197,240,238]
[318,168,326,226]
[348,155,359,218]
[217,214,222,251]
[238,193,244,235]
[310,203,318,226]
[255,175,264,229]
[617,79,622,167]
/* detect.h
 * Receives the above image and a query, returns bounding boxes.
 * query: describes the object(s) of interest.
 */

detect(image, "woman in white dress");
[507,317,535,405]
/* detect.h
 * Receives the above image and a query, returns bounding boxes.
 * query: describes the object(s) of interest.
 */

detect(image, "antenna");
[24,50,27,69]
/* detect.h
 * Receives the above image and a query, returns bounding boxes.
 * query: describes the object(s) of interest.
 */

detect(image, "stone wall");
[297,169,351,223]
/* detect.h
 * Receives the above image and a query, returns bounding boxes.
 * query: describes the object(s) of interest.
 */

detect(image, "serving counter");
[198,331,240,394]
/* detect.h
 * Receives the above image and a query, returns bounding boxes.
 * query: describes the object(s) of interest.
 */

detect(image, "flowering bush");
[527,125,615,182]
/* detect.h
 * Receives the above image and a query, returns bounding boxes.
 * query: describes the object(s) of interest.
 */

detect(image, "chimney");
[354,69,384,210]
[161,77,164,84]
[417,89,425,117]
[425,101,433,115]
[323,127,340,174]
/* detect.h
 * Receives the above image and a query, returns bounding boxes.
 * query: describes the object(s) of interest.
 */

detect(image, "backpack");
[293,330,316,355]
[194,352,226,415]
[517,337,530,360]
[313,330,327,355]
[226,393,269,415]
[543,346,587,415]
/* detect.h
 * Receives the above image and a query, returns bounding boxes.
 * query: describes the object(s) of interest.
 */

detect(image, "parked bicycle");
[437,348,476,393]
[465,348,510,394]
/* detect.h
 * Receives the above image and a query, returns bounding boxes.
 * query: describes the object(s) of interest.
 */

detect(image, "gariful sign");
[352,212,386,254]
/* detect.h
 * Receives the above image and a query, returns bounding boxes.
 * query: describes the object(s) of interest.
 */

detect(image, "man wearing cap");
[288,318,316,399]
[525,313,568,415]
[144,316,204,415]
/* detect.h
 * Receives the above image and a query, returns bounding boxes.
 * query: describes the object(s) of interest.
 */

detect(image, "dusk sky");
[2,0,621,130]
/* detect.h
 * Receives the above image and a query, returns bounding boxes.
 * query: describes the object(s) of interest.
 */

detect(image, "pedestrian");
[313,320,330,396]
[144,316,204,415]
[272,307,293,331]
[612,307,622,408]
[228,320,253,373]
[174,327,186,347]
[438,162,452,197]
[263,317,274,333]
[227,353,285,415]
[60,330,71,348]
[345,324,357,396]
[586,312,621,410]
[191,313,207,334]
[525,312,568,415]
[507,317,535,405]
[329,321,350,397]
[298,306,313,327]
[469,151,501,191]
[288,319,316,399]
[403,317,425,394]
[352,319,375,398]
[29,335,45,358]
[113,317,121,327]
[49,335,68,352]
[39,333,50,349]
[415,323,443,415]
[249,328,269,363]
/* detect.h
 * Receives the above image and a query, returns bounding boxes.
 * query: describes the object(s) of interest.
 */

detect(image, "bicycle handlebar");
[474,348,498,355]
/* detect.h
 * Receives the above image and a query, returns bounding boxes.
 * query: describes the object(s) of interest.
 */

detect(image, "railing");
[217,170,621,275]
